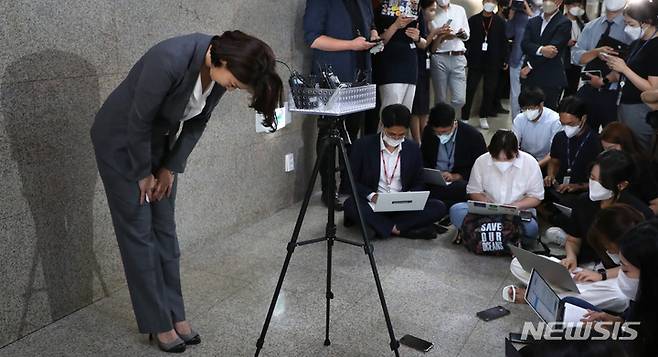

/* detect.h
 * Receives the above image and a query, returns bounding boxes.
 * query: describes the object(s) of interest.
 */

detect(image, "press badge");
[482,42,488,51]
[410,42,416,49]
[563,176,571,185]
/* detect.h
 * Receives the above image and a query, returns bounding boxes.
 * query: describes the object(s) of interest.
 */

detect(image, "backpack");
[460,214,522,256]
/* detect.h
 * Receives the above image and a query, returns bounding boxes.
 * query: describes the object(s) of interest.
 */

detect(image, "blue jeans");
[449,202,539,243]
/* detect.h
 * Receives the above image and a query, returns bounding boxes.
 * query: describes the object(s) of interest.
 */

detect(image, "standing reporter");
[91,31,282,353]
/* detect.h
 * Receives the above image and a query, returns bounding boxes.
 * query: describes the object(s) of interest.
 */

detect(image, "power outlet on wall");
[285,153,295,172]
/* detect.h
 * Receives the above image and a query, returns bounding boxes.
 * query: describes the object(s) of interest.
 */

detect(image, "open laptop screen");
[525,269,561,323]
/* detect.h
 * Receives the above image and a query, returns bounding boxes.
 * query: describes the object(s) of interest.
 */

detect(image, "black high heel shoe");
[177,328,201,345]
[149,333,186,353]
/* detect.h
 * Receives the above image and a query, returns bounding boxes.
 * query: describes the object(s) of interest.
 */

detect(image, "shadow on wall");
[1,50,108,341]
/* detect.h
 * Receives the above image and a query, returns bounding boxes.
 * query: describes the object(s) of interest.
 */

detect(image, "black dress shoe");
[399,225,437,240]
[149,334,186,353]
[177,329,201,345]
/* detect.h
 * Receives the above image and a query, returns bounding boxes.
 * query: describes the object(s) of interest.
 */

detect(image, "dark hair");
[420,0,437,9]
[210,31,283,130]
[488,130,519,159]
[624,0,658,26]
[428,102,456,128]
[557,95,588,120]
[594,149,635,198]
[563,0,581,5]
[600,122,646,158]
[587,204,645,267]
[619,219,658,356]
[518,86,545,108]
[381,104,411,128]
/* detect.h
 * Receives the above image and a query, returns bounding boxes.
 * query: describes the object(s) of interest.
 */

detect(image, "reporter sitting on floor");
[548,150,654,268]
[449,130,544,245]
[512,86,563,169]
[600,122,658,214]
[506,204,643,312]
[544,96,602,208]
[420,102,487,208]
[344,104,447,240]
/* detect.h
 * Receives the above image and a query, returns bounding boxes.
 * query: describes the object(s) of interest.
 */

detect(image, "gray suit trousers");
[95,137,184,333]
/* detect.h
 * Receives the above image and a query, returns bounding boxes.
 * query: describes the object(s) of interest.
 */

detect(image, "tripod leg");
[255,138,329,357]
[338,139,400,356]
[323,137,338,346]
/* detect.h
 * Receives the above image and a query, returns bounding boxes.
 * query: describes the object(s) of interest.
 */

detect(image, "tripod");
[254,115,400,356]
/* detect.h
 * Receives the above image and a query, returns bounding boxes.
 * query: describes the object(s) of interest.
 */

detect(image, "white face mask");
[617,269,639,300]
[542,1,558,14]
[383,133,404,148]
[563,123,581,138]
[483,2,497,12]
[438,0,450,6]
[607,251,622,265]
[524,109,541,121]
[569,7,584,17]
[604,0,626,12]
[533,0,543,5]
[589,179,614,201]
[438,132,453,144]
[624,25,643,41]
[494,161,514,172]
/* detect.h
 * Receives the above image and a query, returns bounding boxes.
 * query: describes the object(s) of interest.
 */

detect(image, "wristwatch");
[598,268,607,281]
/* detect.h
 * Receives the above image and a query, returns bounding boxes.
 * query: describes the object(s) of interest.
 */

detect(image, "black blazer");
[420,121,487,181]
[522,12,571,88]
[91,33,226,181]
[465,12,509,69]
[349,134,425,200]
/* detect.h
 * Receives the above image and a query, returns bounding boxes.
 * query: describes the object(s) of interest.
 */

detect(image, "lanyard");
[381,150,401,191]
[441,132,456,161]
[618,30,658,104]
[566,130,592,174]
[482,16,493,42]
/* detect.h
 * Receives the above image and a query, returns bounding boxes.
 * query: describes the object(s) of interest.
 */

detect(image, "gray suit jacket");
[91,33,225,181]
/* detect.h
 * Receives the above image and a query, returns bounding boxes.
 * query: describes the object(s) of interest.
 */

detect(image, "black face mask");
[646,110,658,130]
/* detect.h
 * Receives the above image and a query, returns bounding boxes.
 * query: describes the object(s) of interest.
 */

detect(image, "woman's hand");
[394,15,415,30]
[152,168,175,202]
[544,175,556,187]
[351,36,375,51]
[605,56,629,75]
[138,174,157,205]
[405,25,421,42]
[573,269,603,282]
[520,66,531,79]
[581,310,623,323]
[560,255,578,271]
[555,183,583,194]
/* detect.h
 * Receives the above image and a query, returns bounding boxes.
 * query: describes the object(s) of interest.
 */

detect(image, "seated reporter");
[554,150,654,269]
[545,96,602,208]
[421,102,487,208]
[449,130,544,244]
[344,104,447,240]
[511,86,562,168]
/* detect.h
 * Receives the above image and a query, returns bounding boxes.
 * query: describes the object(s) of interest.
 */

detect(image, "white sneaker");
[544,227,567,247]
[479,118,489,129]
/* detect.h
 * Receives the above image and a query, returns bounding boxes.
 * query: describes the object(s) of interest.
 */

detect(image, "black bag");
[461,214,522,256]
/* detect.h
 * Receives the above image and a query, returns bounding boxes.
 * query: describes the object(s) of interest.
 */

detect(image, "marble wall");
[0,0,315,348]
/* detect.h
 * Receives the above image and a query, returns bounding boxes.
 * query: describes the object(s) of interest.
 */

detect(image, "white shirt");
[367,135,403,209]
[180,75,215,122]
[431,3,470,52]
[512,107,563,161]
[570,19,582,42]
[467,151,545,205]
[540,11,558,35]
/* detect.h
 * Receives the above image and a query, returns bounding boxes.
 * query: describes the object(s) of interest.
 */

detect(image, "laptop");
[423,168,451,186]
[467,200,519,216]
[553,202,573,218]
[509,245,580,293]
[372,191,430,212]
[525,269,588,325]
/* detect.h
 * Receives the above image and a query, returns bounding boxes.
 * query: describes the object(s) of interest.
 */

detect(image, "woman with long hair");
[90,31,282,352]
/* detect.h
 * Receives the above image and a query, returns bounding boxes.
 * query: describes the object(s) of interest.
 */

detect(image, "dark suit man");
[304,0,379,209]
[344,105,447,239]
[422,103,487,208]
[521,0,571,109]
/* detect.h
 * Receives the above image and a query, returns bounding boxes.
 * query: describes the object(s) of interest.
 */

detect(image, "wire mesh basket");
[289,84,376,116]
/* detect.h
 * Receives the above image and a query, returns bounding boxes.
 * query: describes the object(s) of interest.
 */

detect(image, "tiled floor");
[0,109,542,356]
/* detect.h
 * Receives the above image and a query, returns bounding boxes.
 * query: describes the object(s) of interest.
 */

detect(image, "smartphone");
[580,70,602,81]
[509,332,535,344]
[476,306,510,321]
[399,334,434,352]
[444,19,453,27]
